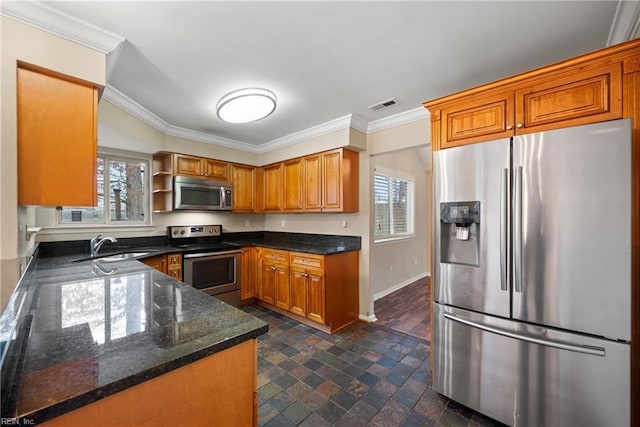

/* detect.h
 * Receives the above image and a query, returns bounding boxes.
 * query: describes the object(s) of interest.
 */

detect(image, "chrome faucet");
[90,234,117,257]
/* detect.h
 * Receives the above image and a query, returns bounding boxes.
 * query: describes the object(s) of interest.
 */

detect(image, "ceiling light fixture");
[216,88,277,124]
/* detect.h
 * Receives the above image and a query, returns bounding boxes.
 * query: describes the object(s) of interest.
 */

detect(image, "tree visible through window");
[60,153,149,224]
[374,168,414,241]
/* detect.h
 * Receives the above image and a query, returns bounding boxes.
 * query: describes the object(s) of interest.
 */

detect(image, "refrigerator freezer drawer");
[433,303,630,427]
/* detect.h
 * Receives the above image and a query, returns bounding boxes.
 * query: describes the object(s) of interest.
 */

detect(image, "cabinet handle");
[506,125,513,130]
[516,123,523,128]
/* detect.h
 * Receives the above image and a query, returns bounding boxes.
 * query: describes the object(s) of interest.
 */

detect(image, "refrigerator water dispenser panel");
[440,201,480,266]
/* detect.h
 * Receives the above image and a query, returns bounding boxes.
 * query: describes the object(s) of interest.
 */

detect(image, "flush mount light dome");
[216,88,277,123]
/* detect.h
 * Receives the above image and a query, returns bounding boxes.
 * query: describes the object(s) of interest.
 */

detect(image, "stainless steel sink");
[72,250,156,263]
[97,252,151,262]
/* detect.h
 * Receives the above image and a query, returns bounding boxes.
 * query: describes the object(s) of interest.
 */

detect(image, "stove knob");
[173,230,178,236]
[180,230,185,235]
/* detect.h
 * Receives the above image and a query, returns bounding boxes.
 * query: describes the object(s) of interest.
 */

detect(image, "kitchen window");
[59,151,150,225]
[374,167,415,242]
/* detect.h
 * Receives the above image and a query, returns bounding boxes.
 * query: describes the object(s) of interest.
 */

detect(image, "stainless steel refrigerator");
[432,119,631,426]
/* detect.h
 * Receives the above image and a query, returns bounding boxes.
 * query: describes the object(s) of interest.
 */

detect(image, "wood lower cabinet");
[166,253,182,281]
[41,339,258,427]
[241,247,257,302]
[290,253,326,324]
[17,63,99,206]
[142,253,182,280]
[257,248,288,306]
[141,254,167,274]
[254,248,358,333]
[428,58,624,149]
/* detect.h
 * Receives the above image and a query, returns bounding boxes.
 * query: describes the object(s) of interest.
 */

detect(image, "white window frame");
[56,148,152,227]
[373,166,415,243]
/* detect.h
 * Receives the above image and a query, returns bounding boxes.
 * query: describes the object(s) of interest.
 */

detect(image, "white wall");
[370,147,431,300]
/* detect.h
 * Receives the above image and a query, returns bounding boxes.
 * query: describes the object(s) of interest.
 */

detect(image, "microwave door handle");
[220,186,226,208]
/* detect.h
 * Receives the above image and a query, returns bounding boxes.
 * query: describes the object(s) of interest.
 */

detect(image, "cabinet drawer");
[168,253,182,266]
[259,249,289,263]
[290,253,324,269]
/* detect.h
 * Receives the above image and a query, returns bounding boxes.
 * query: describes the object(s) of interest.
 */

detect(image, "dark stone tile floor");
[243,305,506,427]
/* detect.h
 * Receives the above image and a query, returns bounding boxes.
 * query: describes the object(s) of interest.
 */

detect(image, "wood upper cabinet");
[231,163,256,212]
[17,64,99,206]
[303,154,322,211]
[428,61,623,149]
[241,247,257,302]
[259,163,284,212]
[439,91,514,149]
[283,158,304,211]
[515,62,622,133]
[174,154,228,180]
[321,149,359,212]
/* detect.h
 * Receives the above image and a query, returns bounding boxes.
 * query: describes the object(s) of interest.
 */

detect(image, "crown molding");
[103,84,433,154]
[256,115,355,154]
[366,107,429,134]
[0,0,124,54]
[164,126,261,153]
[607,0,640,46]
[350,115,369,134]
[102,86,170,132]
[102,86,260,153]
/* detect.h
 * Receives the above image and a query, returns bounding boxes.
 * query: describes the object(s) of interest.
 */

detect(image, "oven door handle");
[183,250,241,259]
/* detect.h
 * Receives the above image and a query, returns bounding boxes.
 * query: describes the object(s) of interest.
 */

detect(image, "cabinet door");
[17,66,98,206]
[174,154,203,177]
[274,264,290,310]
[241,247,256,301]
[440,91,515,149]
[261,164,283,212]
[303,154,322,211]
[259,261,276,305]
[142,255,167,274]
[289,267,308,317]
[321,149,343,212]
[283,159,304,211]
[515,62,622,134]
[307,269,325,324]
[204,159,228,180]
[231,164,256,212]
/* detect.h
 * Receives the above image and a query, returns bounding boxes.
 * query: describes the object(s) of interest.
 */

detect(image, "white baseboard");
[373,272,430,301]
[359,313,378,323]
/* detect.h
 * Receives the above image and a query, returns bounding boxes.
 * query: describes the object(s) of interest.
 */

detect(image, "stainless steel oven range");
[168,225,241,308]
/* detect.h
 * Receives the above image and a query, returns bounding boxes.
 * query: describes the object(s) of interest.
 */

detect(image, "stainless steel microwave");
[173,176,233,211]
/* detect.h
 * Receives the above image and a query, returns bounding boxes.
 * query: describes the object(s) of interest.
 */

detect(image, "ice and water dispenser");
[440,201,480,266]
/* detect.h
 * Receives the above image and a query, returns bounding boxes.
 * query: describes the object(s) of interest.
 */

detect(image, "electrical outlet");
[245,219,251,227]
[413,258,418,265]
[342,220,348,228]
[281,219,286,227]
[389,266,393,272]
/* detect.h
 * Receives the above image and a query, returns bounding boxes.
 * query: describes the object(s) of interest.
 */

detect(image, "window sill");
[38,224,156,235]
[374,234,416,245]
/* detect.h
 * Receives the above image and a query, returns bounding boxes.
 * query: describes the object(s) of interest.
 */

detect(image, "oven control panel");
[169,225,222,238]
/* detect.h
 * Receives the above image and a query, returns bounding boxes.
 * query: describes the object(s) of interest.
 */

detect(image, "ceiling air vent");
[367,98,399,112]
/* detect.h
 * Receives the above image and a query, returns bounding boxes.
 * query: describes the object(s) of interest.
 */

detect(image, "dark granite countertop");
[223,231,361,255]
[0,252,268,424]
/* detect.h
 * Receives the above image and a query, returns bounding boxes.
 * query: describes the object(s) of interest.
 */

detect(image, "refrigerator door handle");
[443,312,606,357]
[500,168,509,291]
[513,166,523,293]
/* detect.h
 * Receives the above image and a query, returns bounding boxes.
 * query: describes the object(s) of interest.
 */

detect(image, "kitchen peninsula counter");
[0,251,267,425]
